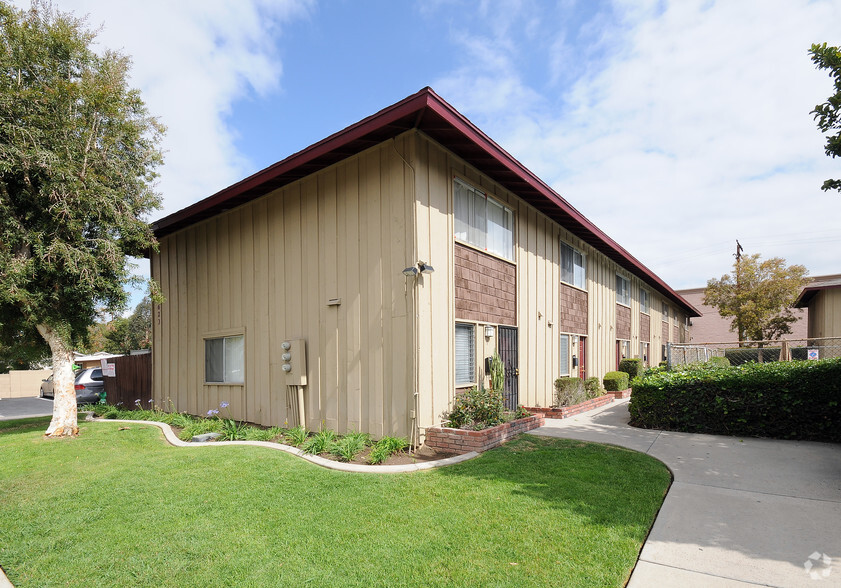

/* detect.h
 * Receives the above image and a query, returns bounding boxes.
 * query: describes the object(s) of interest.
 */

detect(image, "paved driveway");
[0,397,53,420]
[532,399,841,587]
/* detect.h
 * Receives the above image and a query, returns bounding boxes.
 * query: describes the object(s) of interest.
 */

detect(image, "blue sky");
[13,0,841,310]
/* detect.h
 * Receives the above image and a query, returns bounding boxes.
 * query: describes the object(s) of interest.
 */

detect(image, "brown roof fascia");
[151,87,700,317]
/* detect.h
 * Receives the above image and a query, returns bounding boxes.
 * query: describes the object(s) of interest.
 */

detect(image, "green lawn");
[0,418,670,587]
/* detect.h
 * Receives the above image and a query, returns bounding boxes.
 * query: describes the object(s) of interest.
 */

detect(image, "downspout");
[392,137,420,449]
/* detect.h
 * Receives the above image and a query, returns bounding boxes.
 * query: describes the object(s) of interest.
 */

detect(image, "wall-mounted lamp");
[419,262,435,274]
[484,325,494,338]
[402,266,419,277]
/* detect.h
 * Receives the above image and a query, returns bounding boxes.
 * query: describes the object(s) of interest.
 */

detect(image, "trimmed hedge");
[629,358,841,442]
[555,377,587,407]
[603,371,629,392]
[618,358,643,380]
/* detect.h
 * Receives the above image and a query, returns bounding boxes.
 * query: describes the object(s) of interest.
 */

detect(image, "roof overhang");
[151,87,700,317]
[795,281,841,307]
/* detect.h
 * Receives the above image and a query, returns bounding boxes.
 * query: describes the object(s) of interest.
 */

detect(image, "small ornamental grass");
[331,431,371,462]
[368,436,408,465]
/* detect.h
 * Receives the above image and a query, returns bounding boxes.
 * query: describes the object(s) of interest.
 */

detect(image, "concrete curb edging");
[92,418,481,473]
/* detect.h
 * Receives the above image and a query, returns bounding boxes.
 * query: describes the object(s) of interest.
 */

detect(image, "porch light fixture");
[418,262,435,274]
[484,325,494,338]
[402,266,419,277]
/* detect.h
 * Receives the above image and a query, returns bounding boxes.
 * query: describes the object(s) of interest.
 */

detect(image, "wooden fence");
[103,353,152,409]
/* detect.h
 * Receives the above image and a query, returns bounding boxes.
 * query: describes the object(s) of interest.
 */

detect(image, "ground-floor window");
[205,334,245,384]
[455,323,476,386]
[560,334,581,377]
[640,342,650,367]
[617,339,630,369]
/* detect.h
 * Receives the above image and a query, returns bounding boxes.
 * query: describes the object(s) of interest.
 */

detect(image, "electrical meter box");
[280,338,307,385]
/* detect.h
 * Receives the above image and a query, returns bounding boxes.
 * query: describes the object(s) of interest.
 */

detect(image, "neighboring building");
[73,351,123,369]
[678,274,841,344]
[795,276,841,342]
[150,88,699,440]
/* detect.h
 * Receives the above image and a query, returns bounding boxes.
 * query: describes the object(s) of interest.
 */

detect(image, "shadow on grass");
[436,434,672,535]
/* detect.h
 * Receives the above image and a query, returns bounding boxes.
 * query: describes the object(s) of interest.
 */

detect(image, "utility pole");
[735,240,744,346]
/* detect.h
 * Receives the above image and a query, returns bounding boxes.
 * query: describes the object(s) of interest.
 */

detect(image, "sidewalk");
[532,399,841,587]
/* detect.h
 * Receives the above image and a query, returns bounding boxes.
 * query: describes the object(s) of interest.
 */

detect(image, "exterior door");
[498,326,519,410]
[578,336,586,379]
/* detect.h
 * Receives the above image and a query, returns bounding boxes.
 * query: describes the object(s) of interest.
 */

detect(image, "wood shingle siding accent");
[454,243,516,326]
[673,324,679,344]
[662,321,670,343]
[616,304,631,340]
[560,284,588,335]
[640,313,650,342]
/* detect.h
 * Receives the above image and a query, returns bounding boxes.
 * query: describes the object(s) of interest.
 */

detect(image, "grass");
[0,419,671,587]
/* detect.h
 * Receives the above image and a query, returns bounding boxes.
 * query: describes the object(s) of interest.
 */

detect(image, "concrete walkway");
[532,399,841,587]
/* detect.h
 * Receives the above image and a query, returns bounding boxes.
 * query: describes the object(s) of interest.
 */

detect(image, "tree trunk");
[36,324,78,437]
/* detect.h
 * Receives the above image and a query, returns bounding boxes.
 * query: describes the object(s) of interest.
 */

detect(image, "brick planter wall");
[524,393,614,419]
[424,414,545,454]
[608,388,631,399]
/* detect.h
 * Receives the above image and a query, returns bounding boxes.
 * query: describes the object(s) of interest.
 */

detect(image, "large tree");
[704,253,809,345]
[0,2,163,436]
[809,43,841,193]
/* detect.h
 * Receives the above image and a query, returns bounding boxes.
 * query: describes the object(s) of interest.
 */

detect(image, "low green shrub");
[301,429,337,455]
[629,358,841,442]
[706,356,731,369]
[368,436,408,465]
[603,371,629,392]
[554,377,587,407]
[618,358,643,381]
[584,377,604,398]
[178,419,223,441]
[444,387,505,429]
[331,431,371,462]
[285,425,309,446]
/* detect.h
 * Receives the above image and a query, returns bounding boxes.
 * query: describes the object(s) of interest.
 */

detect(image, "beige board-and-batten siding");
[411,132,684,411]
[152,136,418,437]
[807,288,841,343]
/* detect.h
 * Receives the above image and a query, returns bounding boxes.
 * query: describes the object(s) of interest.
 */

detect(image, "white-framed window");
[640,342,650,367]
[640,289,650,314]
[616,274,630,306]
[455,323,476,386]
[205,334,245,384]
[662,301,669,321]
[561,242,586,290]
[454,178,514,261]
[560,333,580,377]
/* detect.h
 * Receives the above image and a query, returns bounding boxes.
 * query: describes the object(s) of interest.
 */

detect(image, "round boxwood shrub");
[603,371,629,392]
[619,358,643,380]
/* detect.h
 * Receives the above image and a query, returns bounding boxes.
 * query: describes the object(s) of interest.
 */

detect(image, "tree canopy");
[0,1,163,435]
[809,43,841,193]
[704,254,809,344]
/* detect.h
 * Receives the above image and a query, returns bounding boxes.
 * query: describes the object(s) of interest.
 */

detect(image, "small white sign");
[807,348,820,361]
[103,362,116,377]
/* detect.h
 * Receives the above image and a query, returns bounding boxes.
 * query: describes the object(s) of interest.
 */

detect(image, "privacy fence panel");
[103,353,152,408]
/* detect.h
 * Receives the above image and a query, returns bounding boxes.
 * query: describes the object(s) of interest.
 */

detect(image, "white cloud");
[15,0,313,218]
[434,0,841,288]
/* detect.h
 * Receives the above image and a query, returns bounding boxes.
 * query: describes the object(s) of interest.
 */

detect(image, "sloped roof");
[152,87,700,317]
[795,275,841,307]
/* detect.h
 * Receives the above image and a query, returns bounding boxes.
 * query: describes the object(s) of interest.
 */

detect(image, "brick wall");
[640,313,650,342]
[454,243,516,326]
[425,413,545,454]
[616,304,631,340]
[560,284,588,335]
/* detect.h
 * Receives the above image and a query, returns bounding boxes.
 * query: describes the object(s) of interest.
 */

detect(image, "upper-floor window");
[640,289,650,314]
[561,242,586,290]
[662,301,669,321]
[454,179,514,261]
[616,274,630,306]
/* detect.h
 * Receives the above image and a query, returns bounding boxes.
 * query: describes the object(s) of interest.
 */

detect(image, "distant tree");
[0,2,163,436]
[704,254,809,345]
[103,296,152,354]
[809,43,841,193]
